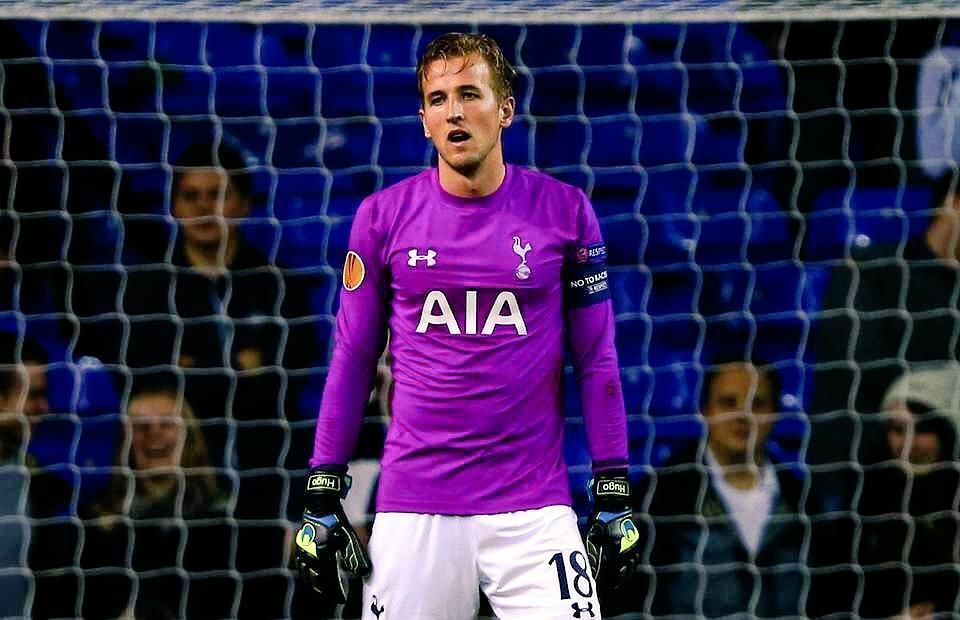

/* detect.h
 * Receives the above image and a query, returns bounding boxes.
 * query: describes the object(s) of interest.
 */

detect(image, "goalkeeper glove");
[584,470,641,604]
[294,467,372,604]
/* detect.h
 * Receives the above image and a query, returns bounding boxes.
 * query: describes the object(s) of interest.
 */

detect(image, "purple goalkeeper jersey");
[311,164,628,514]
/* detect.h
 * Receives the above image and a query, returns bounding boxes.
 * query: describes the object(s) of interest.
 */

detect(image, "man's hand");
[294,468,372,604]
[584,471,641,603]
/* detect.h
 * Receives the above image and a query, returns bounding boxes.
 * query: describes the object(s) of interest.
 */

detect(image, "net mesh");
[0,8,958,620]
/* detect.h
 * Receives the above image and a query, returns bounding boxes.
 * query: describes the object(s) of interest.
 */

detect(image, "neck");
[438,150,506,198]
[709,445,765,490]
[139,473,177,501]
[185,234,238,275]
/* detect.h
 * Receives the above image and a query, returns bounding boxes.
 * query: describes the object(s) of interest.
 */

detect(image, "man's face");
[129,393,186,472]
[419,54,514,178]
[0,362,49,455]
[885,403,942,473]
[703,363,776,463]
[173,169,249,249]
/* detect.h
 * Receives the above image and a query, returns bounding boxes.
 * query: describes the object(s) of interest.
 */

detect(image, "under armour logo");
[408,248,437,267]
[571,601,595,618]
[371,595,385,618]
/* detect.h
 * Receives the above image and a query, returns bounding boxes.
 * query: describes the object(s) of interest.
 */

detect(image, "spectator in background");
[31,377,237,619]
[121,140,317,471]
[811,171,960,508]
[615,358,839,618]
[857,365,960,618]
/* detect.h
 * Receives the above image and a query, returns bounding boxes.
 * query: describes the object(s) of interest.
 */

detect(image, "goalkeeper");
[297,32,639,619]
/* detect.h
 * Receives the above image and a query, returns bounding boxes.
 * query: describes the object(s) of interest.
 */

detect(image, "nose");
[446,98,464,122]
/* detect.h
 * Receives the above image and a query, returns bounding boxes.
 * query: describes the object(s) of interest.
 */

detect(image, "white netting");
[0,10,958,620]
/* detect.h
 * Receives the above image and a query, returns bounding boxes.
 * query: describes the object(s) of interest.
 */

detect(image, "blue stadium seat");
[272,120,321,169]
[266,70,318,119]
[368,24,417,67]
[609,268,649,315]
[700,265,750,317]
[326,219,352,270]
[261,23,311,67]
[115,117,164,165]
[695,186,793,266]
[502,116,532,167]
[634,66,684,115]
[65,164,116,213]
[206,22,257,67]
[649,267,700,316]
[687,65,738,115]
[3,61,54,110]
[629,23,683,65]
[680,23,737,64]
[614,316,648,367]
[529,69,582,117]
[535,118,586,168]
[118,168,169,214]
[692,114,744,165]
[600,214,645,266]
[222,120,271,167]
[53,64,106,111]
[754,315,808,364]
[277,219,326,268]
[239,218,280,262]
[372,69,418,119]
[214,68,264,118]
[622,368,652,416]
[649,365,701,419]
[642,168,695,214]
[812,186,933,249]
[475,25,523,67]
[752,262,804,316]
[273,170,328,221]
[47,21,97,60]
[521,25,578,67]
[321,70,371,118]
[9,111,58,162]
[328,170,378,218]
[578,24,629,66]
[12,21,44,56]
[587,118,638,168]
[322,119,376,170]
[590,169,643,218]
[312,25,365,68]
[741,63,789,113]
[379,119,430,168]
[69,213,122,266]
[637,116,691,166]
[642,216,696,268]
[161,67,213,116]
[583,69,634,117]
[99,21,151,62]
[107,63,160,114]
[649,317,702,367]
[155,22,204,65]
[168,119,217,164]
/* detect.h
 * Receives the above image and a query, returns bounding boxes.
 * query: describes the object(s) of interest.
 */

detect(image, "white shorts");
[361,505,602,620]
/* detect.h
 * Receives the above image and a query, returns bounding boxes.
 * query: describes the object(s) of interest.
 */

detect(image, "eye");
[429,95,444,106]
[462,91,479,100]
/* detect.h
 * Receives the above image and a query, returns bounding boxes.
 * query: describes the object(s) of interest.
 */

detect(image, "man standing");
[296,33,638,618]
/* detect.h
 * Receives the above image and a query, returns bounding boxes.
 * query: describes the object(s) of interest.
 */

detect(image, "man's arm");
[310,197,390,467]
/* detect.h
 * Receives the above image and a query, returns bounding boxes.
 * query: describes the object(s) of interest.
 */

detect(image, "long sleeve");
[564,191,628,472]
[310,198,389,467]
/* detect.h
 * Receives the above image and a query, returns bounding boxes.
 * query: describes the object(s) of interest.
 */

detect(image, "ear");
[499,96,516,129]
[419,107,430,139]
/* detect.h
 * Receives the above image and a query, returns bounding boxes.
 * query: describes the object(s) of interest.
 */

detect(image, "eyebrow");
[425,84,483,99]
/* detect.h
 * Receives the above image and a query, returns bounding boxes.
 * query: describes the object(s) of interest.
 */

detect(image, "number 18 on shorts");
[362,506,603,619]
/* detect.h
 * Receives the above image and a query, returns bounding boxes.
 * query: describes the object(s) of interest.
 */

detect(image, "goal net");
[1,1,959,618]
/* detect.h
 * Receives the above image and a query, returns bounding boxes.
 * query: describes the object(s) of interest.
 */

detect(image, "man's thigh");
[362,512,480,620]
[477,505,601,620]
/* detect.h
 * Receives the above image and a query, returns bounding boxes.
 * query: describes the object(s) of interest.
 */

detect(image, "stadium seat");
[168,118,219,164]
[368,24,417,67]
[222,119,271,166]
[600,214,645,266]
[634,66,684,115]
[649,365,701,419]
[588,118,639,168]
[590,169,643,218]
[648,266,700,316]
[155,22,204,65]
[273,170,328,221]
[372,68,419,119]
[320,69,371,118]
[161,67,213,116]
[687,65,739,115]
[741,62,789,113]
[649,317,702,366]
[578,24,629,66]
[312,24,365,68]
[642,216,696,268]
[206,22,257,67]
[266,70,318,119]
[629,23,683,65]
[53,64,106,111]
[636,116,691,166]
[535,118,587,168]
[3,61,55,109]
[379,119,431,168]
[501,116,532,167]
[214,68,264,118]
[529,68,582,117]
[272,120,321,169]
[328,169,378,217]
[9,111,60,162]
[62,114,110,165]
[692,114,745,165]
[261,23,311,67]
[609,268,649,315]
[276,219,324,268]
[98,21,151,61]
[583,68,634,116]
[321,119,376,170]
[521,24,578,67]
[46,20,97,60]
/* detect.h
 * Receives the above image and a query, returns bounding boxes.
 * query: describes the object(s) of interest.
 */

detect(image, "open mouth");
[448,129,471,143]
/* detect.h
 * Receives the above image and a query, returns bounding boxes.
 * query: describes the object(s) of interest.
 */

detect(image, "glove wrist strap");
[591,471,631,513]
[305,467,351,513]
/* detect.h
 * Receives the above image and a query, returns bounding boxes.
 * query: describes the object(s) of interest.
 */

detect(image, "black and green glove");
[294,467,372,604]
[584,471,641,603]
